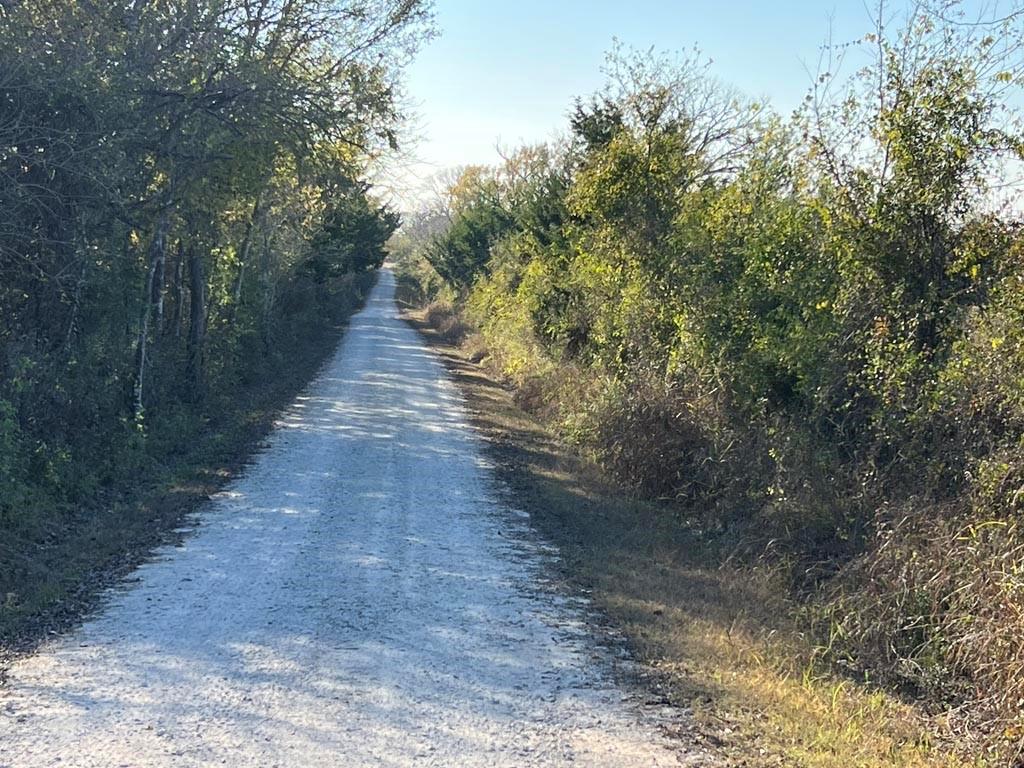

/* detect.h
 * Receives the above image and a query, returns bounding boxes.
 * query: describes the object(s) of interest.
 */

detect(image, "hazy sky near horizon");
[380,0,1011,209]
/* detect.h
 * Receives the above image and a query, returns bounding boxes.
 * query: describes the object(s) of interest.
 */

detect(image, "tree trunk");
[134,210,170,418]
[63,257,88,354]
[228,192,263,325]
[259,228,275,355]
[168,239,185,339]
[186,242,207,402]
[151,227,166,332]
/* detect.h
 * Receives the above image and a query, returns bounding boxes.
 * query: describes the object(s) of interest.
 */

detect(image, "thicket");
[395,5,1024,756]
[1,1,430,614]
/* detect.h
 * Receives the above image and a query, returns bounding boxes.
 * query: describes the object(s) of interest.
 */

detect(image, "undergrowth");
[0,271,377,657]
[408,304,982,767]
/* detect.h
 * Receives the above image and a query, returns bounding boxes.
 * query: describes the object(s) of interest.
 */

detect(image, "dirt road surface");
[0,271,706,767]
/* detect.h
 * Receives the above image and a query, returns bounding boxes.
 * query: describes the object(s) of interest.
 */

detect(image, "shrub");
[424,301,471,344]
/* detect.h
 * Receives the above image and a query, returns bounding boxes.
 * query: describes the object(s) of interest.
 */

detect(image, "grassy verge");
[405,306,980,768]
[0,272,376,670]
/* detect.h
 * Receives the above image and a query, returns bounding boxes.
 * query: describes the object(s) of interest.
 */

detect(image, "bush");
[424,301,472,344]
[824,501,1024,742]
[397,12,1024,757]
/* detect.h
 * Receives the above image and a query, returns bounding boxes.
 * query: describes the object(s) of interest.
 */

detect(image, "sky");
[379,0,1012,210]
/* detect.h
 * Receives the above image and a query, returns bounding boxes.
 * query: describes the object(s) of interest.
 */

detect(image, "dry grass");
[423,300,472,344]
[824,498,1024,761]
[406,306,984,768]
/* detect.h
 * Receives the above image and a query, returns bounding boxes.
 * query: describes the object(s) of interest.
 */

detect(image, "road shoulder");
[403,306,973,768]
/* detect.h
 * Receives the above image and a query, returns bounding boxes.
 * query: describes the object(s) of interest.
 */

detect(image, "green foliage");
[0,0,430,622]
[426,170,513,289]
[309,178,400,281]
[400,6,1024,754]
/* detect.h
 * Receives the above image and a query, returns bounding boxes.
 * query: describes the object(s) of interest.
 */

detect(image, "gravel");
[0,270,709,767]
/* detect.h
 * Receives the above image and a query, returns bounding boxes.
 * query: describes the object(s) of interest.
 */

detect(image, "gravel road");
[0,270,706,767]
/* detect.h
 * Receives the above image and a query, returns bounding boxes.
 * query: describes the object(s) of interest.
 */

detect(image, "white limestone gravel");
[0,270,711,767]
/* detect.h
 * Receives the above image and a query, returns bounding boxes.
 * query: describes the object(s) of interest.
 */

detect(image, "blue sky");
[382,0,1009,208]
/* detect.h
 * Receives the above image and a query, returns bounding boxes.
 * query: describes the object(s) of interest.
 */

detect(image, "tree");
[0,0,432,507]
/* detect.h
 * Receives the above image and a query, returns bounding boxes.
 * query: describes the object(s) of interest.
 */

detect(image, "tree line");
[394,5,1024,752]
[0,2,428,551]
